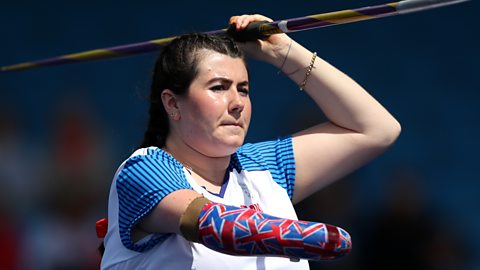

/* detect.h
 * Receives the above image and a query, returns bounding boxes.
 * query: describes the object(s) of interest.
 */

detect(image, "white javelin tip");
[397,0,470,14]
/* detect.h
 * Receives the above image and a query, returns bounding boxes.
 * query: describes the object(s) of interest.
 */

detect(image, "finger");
[242,14,273,26]
[251,14,273,23]
[229,14,274,31]
[229,15,245,30]
[236,14,250,30]
[228,16,238,25]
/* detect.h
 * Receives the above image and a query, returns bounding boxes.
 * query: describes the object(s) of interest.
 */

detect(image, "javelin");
[0,0,468,72]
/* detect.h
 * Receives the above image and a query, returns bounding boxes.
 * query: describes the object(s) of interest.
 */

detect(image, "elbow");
[388,119,402,144]
[375,119,402,148]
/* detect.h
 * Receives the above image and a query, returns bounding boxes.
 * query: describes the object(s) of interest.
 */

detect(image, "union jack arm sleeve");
[197,201,352,261]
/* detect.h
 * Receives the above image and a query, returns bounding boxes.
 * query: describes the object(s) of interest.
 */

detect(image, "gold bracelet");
[299,52,317,91]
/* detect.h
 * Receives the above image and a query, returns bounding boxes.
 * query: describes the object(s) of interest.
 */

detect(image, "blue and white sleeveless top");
[101,136,309,270]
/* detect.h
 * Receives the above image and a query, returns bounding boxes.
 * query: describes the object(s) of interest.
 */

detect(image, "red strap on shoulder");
[96,218,108,238]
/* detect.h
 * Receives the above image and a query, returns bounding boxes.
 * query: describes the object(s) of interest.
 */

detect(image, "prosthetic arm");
[180,197,352,260]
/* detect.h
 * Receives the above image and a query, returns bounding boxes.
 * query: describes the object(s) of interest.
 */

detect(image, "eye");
[238,88,249,96]
[210,84,226,91]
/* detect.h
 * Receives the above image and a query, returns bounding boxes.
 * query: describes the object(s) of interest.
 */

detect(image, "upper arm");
[291,122,392,204]
[115,153,198,251]
[137,189,203,237]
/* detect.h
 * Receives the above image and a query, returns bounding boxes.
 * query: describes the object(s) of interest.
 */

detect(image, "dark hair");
[140,33,246,148]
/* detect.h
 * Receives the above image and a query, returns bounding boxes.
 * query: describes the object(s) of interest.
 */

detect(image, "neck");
[164,138,231,187]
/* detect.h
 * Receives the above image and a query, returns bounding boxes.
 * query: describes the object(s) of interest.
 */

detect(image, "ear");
[160,89,181,121]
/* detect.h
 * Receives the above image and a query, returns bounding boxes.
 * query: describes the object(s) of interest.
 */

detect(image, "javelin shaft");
[0,0,468,72]
[268,0,468,34]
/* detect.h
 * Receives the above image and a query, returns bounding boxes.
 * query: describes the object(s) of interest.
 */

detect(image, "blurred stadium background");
[0,0,478,269]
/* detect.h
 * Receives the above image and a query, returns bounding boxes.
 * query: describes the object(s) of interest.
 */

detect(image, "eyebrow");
[207,77,249,86]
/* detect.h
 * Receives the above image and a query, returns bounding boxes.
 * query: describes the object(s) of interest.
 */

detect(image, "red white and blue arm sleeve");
[184,198,352,260]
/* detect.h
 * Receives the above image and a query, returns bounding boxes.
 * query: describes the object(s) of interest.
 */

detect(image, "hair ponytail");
[140,73,169,148]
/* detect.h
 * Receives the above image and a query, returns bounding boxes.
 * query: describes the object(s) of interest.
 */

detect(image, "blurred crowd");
[0,102,111,269]
[297,168,472,270]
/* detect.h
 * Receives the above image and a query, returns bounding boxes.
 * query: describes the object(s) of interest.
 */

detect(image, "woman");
[100,14,401,269]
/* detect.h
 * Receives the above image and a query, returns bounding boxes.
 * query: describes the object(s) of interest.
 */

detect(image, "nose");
[228,89,245,115]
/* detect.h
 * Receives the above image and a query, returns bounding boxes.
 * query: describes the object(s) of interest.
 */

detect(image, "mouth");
[220,121,243,128]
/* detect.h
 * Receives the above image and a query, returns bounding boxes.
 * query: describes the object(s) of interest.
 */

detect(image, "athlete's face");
[177,50,251,157]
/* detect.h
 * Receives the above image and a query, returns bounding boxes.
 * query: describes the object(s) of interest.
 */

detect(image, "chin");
[210,139,244,157]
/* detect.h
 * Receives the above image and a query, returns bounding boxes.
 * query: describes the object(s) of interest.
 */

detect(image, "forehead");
[195,50,248,80]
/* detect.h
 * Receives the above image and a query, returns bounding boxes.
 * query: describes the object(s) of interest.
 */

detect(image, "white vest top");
[101,138,309,270]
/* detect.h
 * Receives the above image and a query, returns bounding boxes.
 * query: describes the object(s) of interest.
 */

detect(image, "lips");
[220,121,242,128]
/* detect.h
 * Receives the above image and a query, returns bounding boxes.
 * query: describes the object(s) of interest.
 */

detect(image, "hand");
[229,14,293,67]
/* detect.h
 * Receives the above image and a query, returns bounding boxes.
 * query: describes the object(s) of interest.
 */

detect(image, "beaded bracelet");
[299,52,317,91]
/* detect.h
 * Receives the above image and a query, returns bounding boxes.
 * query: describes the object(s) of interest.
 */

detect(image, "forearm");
[232,14,399,142]
[275,40,401,143]
[181,197,352,260]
